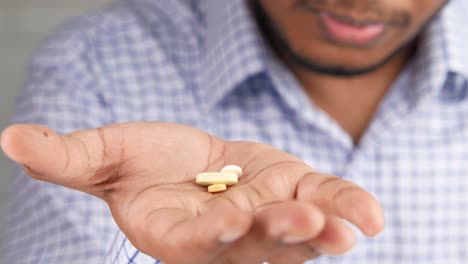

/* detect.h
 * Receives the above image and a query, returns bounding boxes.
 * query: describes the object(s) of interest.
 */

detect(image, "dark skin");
[258,0,447,143]
[0,1,448,263]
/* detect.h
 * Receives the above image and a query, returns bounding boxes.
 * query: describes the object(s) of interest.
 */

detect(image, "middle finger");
[219,200,325,263]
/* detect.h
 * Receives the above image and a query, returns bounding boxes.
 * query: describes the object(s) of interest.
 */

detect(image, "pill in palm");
[220,165,243,177]
[196,172,238,186]
[208,184,227,193]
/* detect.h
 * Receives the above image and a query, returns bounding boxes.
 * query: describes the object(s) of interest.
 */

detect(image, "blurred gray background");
[0,0,109,255]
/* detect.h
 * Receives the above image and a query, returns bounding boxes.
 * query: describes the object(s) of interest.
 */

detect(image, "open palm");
[1,122,384,264]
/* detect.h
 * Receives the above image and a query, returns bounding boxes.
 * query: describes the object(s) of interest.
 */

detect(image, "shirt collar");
[401,0,468,102]
[440,0,468,78]
[197,0,269,109]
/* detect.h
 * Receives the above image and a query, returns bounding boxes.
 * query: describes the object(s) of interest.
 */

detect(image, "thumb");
[0,124,125,196]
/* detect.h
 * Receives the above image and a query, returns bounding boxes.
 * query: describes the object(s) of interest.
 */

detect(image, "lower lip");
[319,12,386,46]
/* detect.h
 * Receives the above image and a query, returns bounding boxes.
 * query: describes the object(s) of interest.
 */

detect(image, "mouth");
[318,11,388,47]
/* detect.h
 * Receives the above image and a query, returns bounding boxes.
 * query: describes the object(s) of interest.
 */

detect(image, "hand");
[1,122,384,264]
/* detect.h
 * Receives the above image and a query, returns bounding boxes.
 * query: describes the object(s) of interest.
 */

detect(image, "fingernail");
[219,230,244,243]
[282,235,308,244]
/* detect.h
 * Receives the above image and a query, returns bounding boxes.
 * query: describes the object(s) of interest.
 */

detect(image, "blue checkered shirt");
[3,0,468,263]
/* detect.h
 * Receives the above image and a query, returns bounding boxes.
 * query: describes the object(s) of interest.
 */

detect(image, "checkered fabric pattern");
[3,0,468,263]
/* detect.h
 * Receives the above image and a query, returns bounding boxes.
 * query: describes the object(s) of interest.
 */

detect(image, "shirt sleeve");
[2,18,161,264]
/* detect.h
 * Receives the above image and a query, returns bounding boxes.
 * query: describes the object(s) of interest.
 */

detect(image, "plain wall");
[0,0,109,256]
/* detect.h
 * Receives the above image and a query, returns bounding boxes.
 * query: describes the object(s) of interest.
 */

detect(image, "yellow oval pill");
[196,172,238,186]
[208,184,227,193]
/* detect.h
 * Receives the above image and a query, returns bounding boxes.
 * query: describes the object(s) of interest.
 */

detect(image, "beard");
[251,0,445,78]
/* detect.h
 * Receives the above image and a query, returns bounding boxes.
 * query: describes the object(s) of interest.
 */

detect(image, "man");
[1,0,466,263]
